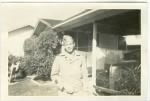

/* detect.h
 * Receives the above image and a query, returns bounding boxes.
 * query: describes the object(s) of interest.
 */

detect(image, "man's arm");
[51,56,60,84]
[51,56,64,91]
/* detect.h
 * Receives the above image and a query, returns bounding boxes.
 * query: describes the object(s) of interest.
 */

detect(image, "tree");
[23,28,61,80]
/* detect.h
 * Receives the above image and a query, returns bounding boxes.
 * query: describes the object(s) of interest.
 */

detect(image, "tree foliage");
[8,54,26,79]
[8,54,23,67]
[23,28,61,80]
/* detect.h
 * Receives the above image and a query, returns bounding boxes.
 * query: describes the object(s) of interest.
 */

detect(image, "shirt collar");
[60,50,80,57]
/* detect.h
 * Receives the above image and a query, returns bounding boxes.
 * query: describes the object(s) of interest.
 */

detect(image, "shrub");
[23,28,61,80]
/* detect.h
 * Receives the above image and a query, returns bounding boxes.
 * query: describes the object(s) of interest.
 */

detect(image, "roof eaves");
[52,9,98,29]
[40,19,52,27]
[8,25,34,34]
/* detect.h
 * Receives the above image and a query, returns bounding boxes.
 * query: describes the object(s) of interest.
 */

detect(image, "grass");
[8,77,58,96]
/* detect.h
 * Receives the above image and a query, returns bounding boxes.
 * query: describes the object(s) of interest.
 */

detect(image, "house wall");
[73,33,122,70]
[96,33,124,70]
[8,29,33,56]
[72,32,123,74]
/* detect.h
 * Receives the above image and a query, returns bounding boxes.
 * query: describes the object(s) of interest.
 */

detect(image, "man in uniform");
[51,35,89,96]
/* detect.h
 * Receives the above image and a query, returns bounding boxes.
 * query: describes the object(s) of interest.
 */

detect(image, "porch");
[52,9,141,95]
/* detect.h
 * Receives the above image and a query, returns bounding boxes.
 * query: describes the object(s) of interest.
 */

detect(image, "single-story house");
[33,9,141,95]
[8,25,34,56]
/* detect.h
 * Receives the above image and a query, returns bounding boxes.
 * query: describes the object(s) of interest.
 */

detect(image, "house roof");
[41,19,62,27]
[63,9,92,22]
[52,9,140,35]
[33,19,62,36]
[32,9,140,36]
[52,9,130,31]
[9,25,34,35]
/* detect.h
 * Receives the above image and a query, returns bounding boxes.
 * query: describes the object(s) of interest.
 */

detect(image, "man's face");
[63,39,75,54]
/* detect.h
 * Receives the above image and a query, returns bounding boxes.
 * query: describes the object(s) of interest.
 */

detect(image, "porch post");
[76,32,78,50]
[92,22,97,86]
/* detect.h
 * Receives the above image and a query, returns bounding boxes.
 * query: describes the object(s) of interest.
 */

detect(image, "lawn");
[8,77,58,96]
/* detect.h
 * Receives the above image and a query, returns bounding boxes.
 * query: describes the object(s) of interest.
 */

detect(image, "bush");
[23,28,61,80]
[8,54,23,67]
[8,54,26,79]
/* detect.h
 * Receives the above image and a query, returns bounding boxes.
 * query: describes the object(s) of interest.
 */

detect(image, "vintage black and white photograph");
[0,3,147,97]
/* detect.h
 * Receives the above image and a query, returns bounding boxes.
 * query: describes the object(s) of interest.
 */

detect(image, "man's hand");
[52,79,57,84]
[52,79,64,91]
[65,86,74,94]
[58,84,64,91]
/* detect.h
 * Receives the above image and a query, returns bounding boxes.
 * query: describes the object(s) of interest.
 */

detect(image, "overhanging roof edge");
[52,9,131,32]
[52,9,98,30]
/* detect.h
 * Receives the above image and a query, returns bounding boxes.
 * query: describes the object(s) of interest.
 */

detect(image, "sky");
[0,3,87,32]
[1,3,90,56]
[0,3,142,46]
